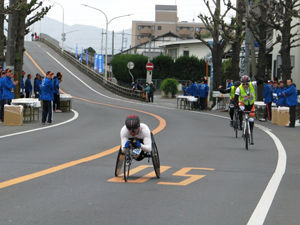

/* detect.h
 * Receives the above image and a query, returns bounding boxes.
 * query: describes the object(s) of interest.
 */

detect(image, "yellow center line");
[0,50,166,190]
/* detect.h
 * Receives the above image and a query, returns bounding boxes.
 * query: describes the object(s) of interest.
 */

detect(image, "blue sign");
[79,48,83,62]
[94,54,98,70]
[2,62,5,70]
[98,54,104,73]
[85,49,88,65]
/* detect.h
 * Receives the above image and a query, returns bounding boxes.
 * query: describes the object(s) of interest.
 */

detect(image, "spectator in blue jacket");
[53,72,62,112]
[182,82,189,96]
[276,81,286,107]
[226,79,233,89]
[0,71,5,122]
[34,73,41,98]
[282,79,298,127]
[2,69,18,105]
[25,74,33,98]
[20,71,25,97]
[263,80,273,121]
[199,79,209,110]
[40,71,54,124]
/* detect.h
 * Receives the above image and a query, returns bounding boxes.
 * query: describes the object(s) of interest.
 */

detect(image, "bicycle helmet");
[241,75,250,84]
[234,81,241,87]
[125,115,140,131]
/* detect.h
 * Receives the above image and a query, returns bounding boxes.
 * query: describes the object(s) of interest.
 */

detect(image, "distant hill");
[26,17,132,54]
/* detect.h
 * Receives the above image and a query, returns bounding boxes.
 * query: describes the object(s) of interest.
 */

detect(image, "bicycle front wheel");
[244,124,249,150]
[115,148,124,176]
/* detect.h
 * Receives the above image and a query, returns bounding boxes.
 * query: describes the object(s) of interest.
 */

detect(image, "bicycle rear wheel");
[115,148,125,176]
[124,151,131,182]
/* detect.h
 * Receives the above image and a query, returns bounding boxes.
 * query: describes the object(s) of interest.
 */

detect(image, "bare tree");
[9,0,50,97]
[222,0,246,82]
[196,0,230,90]
[267,0,300,81]
[0,0,4,66]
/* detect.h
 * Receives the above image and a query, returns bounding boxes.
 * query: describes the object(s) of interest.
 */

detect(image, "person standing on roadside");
[2,69,18,105]
[34,73,41,98]
[0,72,5,122]
[41,71,54,125]
[53,72,62,112]
[263,80,273,121]
[199,80,209,110]
[281,79,298,128]
[148,82,155,103]
[25,74,33,98]
[276,81,287,107]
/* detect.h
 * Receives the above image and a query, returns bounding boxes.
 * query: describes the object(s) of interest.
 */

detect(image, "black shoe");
[285,125,295,128]
[230,120,233,127]
[239,125,243,130]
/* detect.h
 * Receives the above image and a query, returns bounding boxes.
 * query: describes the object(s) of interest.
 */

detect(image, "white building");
[161,39,212,60]
[271,16,300,88]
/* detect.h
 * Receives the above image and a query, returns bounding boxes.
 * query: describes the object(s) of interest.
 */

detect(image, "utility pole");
[101,29,104,55]
[112,30,114,57]
[121,30,124,52]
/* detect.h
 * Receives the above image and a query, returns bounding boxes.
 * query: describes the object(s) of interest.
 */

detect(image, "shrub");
[173,56,206,81]
[160,78,179,97]
[151,55,174,79]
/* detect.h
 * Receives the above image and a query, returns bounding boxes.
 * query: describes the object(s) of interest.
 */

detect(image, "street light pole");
[81,4,132,80]
[48,1,64,52]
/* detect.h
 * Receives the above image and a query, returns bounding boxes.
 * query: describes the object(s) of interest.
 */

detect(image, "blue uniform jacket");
[25,78,32,93]
[21,77,24,92]
[34,78,41,93]
[53,77,60,95]
[282,85,298,106]
[198,83,209,98]
[182,86,188,96]
[276,87,286,106]
[190,83,198,97]
[0,78,3,101]
[2,76,15,100]
[40,77,54,101]
[263,83,273,103]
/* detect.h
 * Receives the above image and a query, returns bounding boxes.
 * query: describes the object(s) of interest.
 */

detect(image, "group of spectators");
[182,78,209,110]
[0,66,63,125]
[263,79,298,127]
[131,81,156,102]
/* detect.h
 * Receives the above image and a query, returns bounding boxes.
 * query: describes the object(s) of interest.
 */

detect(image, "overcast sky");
[40,0,227,31]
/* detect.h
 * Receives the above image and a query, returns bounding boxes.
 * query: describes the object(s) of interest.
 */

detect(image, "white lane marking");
[45,49,286,224]
[0,110,79,139]
[246,125,286,225]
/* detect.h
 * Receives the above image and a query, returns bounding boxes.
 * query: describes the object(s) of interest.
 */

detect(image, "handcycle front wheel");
[115,148,125,177]
[151,134,160,178]
[124,150,131,182]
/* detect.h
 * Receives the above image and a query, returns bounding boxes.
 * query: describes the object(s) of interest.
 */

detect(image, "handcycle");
[242,111,254,150]
[114,133,160,182]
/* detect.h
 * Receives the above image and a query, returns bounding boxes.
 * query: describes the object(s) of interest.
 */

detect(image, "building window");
[183,50,189,56]
[158,26,162,30]
[195,27,201,32]
[168,48,177,59]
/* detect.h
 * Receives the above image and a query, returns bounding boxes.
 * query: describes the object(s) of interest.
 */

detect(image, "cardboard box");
[277,107,290,126]
[271,108,278,124]
[4,105,23,126]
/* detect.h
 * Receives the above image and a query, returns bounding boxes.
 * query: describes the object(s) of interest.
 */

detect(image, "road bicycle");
[242,111,254,150]
[233,107,239,138]
[115,133,160,182]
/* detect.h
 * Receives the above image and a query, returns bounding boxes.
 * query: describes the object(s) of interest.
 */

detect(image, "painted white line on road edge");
[190,110,287,225]
[0,109,79,139]
[45,49,286,224]
[246,124,286,225]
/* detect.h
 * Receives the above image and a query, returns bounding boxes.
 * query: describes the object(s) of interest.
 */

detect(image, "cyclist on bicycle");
[120,115,152,160]
[234,75,263,145]
[219,81,241,127]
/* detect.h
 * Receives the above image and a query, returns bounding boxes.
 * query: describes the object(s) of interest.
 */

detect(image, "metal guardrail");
[38,34,146,101]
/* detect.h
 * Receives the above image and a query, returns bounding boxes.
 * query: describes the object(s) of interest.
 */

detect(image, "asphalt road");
[0,41,299,225]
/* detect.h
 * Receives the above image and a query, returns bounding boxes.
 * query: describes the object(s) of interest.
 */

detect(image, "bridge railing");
[38,33,145,101]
